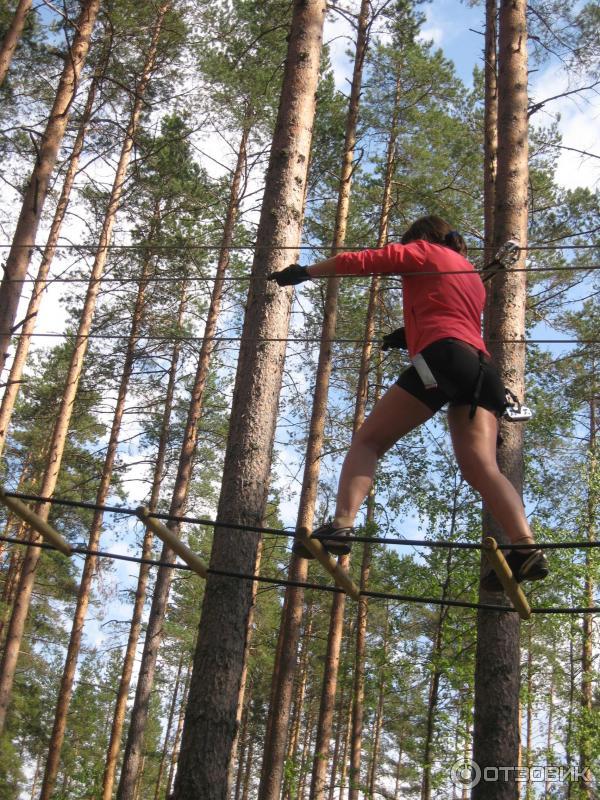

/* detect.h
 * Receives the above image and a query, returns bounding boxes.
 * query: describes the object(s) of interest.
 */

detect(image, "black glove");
[381,327,407,350]
[268,263,310,286]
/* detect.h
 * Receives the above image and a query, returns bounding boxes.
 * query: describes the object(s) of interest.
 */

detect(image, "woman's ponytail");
[401,215,468,257]
[443,229,467,256]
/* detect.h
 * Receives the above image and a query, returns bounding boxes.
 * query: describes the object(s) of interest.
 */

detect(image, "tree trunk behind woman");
[172,4,327,799]
[0,0,100,374]
[259,5,370,797]
[483,0,498,267]
[473,0,529,797]
[348,64,401,800]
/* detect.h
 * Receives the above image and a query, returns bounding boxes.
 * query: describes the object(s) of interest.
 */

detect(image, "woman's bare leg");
[448,405,534,545]
[333,385,435,527]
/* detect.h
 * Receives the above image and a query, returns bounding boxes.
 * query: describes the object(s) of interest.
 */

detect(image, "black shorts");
[396,338,507,416]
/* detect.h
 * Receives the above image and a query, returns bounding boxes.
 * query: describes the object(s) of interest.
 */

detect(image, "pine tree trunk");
[154,653,186,800]
[525,628,533,800]
[0,0,32,85]
[0,0,170,737]
[309,576,348,800]
[0,0,100,373]
[0,45,108,457]
[367,608,388,798]
[260,5,369,796]
[283,602,314,800]
[172,4,327,798]
[579,395,596,798]
[347,66,399,794]
[0,511,28,643]
[473,0,529,797]
[338,691,353,800]
[166,662,192,799]
[544,671,554,798]
[29,749,42,799]
[394,729,405,797]
[39,222,157,800]
[233,698,250,800]
[240,726,255,800]
[421,547,455,800]
[101,282,187,800]
[227,540,262,789]
[483,0,498,266]
[327,675,347,800]
[566,624,577,800]
[298,702,315,800]
[483,0,498,334]
[117,110,250,800]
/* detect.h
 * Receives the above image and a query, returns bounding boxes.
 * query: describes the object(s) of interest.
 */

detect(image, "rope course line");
[0,532,597,616]
[8,263,600,285]
[5,492,600,551]
[2,332,599,346]
[0,242,597,252]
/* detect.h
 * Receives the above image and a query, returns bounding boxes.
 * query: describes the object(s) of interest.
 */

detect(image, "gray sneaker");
[292,522,354,559]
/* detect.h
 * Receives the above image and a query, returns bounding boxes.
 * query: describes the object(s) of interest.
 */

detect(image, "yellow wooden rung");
[0,488,71,557]
[136,506,208,578]
[483,536,531,620]
[296,527,360,601]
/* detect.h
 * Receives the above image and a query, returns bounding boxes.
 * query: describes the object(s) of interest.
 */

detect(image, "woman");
[269,215,548,592]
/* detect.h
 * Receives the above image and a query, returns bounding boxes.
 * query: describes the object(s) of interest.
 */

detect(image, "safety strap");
[412,353,438,389]
[469,351,486,419]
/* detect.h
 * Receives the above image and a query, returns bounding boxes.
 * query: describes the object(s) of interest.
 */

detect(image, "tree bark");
[421,540,456,800]
[473,0,529,797]
[233,696,250,800]
[327,674,347,800]
[0,0,101,374]
[348,66,400,800]
[260,6,370,796]
[483,0,498,267]
[172,3,327,798]
[524,629,533,800]
[283,602,314,800]
[579,394,597,798]
[154,653,186,800]
[101,282,187,800]
[166,662,192,798]
[367,607,388,797]
[0,0,169,737]
[0,0,32,86]
[0,44,109,457]
[116,112,250,800]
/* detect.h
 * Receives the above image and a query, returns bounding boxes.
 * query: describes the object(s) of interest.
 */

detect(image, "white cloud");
[418,25,445,46]
[530,63,600,190]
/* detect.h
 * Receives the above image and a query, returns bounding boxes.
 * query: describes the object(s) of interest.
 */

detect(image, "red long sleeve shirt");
[335,240,489,358]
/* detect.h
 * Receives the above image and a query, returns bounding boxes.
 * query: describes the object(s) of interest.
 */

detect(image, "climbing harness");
[468,350,486,419]
[503,388,533,422]
[411,352,437,389]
